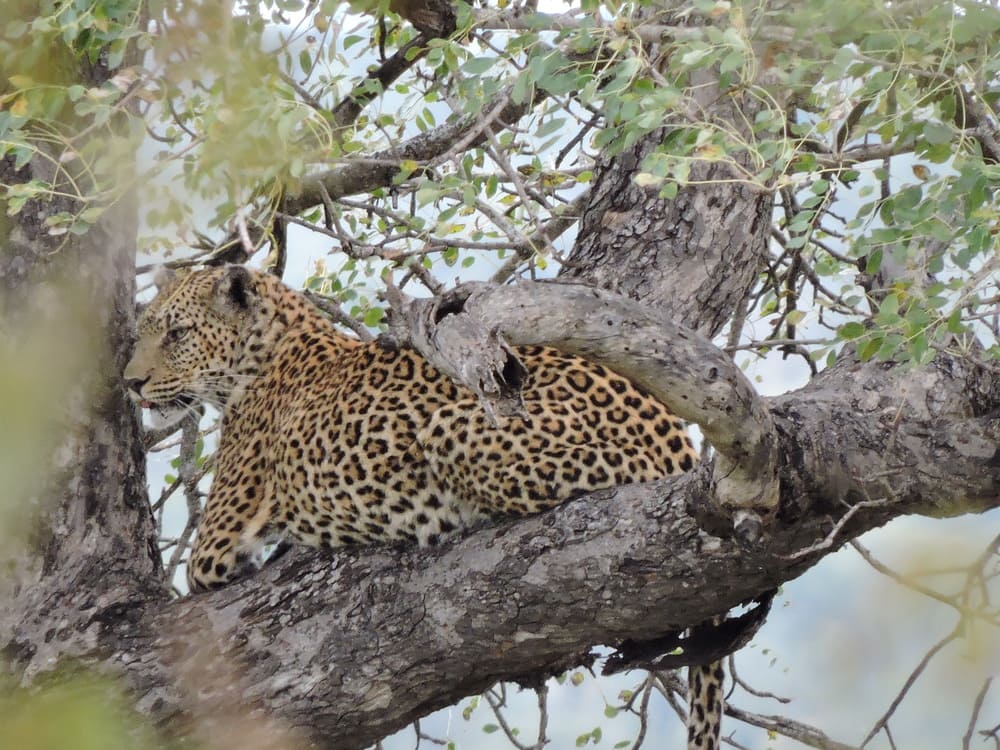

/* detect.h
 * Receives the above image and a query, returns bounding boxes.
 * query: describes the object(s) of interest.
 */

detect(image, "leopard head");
[124,265,259,427]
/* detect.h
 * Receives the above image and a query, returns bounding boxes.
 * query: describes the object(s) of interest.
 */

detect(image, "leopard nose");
[125,376,150,396]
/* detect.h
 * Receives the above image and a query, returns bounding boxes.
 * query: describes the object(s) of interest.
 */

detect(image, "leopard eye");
[164,325,191,345]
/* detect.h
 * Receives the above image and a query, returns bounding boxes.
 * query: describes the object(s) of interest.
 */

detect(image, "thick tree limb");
[97,371,1000,749]
[5,290,998,750]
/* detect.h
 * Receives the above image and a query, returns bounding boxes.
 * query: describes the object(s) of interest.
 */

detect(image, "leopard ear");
[152,265,176,291]
[212,265,256,316]
[151,265,194,293]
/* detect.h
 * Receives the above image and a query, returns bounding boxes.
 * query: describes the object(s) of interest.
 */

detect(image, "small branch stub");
[383,280,527,426]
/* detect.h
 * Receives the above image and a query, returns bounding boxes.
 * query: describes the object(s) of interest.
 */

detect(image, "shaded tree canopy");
[1,1,999,749]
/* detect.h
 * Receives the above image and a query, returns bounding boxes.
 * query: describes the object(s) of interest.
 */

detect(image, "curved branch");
[386,280,782,531]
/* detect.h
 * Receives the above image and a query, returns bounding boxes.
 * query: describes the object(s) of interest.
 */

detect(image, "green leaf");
[512,74,533,105]
[838,321,866,340]
[634,172,663,188]
[8,74,34,89]
[876,293,901,325]
[788,211,814,233]
[415,185,440,206]
[922,121,952,146]
[865,250,883,275]
[363,308,384,327]
[536,117,566,138]
[79,206,105,225]
[909,333,932,365]
[298,49,313,74]
[858,337,882,361]
[482,723,499,734]
[659,182,678,199]
[875,334,903,361]
[894,185,922,211]
[679,43,711,67]
[462,697,477,720]
[719,49,744,75]
[462,56,495,75]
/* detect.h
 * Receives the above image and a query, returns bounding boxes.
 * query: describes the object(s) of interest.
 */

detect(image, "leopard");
[124,264,721,749]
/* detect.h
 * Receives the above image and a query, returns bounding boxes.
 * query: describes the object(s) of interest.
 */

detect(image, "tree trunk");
[0,30,165,680]
[0,155,165,678]
[564,128,772,339]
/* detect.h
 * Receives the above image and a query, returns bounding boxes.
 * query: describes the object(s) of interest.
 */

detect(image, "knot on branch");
[383,280,527,426]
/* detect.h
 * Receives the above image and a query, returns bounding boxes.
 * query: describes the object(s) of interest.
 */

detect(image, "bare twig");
[163,411,206,585]
[726,705,859,750]
[964,677,994,750]
[482,684,545,750]
[861,624,963,747]
[781,498,890,561]
[727,655,791,704]
[851,539,999,624]
[304,290,374,342]
[234,209,256,256]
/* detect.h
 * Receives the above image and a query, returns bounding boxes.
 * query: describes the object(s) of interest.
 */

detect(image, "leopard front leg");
[187,527,263,592]
[186,438,277,593]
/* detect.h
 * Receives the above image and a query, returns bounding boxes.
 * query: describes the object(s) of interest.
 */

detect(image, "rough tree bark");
[0,28,169,706]
[0,163,167,675]
[564,125,771,341]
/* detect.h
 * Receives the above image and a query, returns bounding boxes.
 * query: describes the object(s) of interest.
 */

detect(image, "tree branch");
[7,296,996,750]
[384,280,782,531]
[285,87,535,215]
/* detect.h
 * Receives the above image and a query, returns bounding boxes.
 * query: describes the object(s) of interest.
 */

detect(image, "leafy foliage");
[3,0,997,366]
[0,673,165,750]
